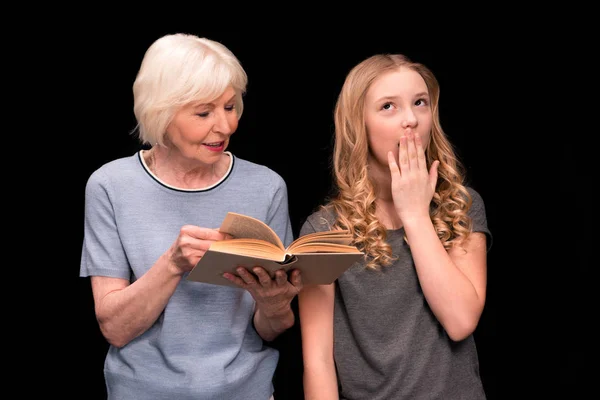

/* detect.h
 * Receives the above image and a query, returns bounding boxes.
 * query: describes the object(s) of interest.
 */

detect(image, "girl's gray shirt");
[300,187,492,400]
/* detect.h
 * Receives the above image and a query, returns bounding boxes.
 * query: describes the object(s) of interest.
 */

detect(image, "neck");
[367,160,401,229]
[147,147,225,189]
[375,198,403,230]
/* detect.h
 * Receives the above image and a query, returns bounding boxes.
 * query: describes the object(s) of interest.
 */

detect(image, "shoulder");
[231,154,287,187]
[465,186,487,216]
[85,153,141,198]
[466,186,484,204]
[301,206,337,234]
[464,185,492,246]
[232,155,281,175]
[86,153,139,186]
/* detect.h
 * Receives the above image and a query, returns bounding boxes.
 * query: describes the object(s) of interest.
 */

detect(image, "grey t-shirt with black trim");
[80,151,293,400]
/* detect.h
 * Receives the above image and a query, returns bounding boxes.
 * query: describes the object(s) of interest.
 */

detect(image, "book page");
[290,230,354,247]
[288,242,363,254]
[219,212,284,250]
[209,239,286,261]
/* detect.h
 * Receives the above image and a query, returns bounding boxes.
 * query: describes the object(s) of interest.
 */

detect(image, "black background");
[75,25,591,399]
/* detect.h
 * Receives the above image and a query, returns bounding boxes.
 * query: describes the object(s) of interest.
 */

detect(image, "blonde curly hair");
[325,54,473,269]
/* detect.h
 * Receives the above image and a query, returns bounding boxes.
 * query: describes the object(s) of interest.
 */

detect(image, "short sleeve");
[467,187,493,251]
[265,173,294,248]
[299,207,337,237]
[80,169,132,279]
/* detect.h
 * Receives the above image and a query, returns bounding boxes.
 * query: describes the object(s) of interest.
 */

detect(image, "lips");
[203,141,225,152]
[204,141,224,147]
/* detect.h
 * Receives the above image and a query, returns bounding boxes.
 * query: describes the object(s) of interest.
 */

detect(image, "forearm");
[403,216,483,339]
[298,283,337,399]
[95,253,183,347]
[303,363,338,399]
[253,306,295,342]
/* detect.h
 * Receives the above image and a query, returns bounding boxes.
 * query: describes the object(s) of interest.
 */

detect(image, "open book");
[186,212,364,287]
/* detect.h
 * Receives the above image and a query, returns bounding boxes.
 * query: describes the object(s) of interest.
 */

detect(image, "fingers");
[255,268,293,287]
[253,267,274,286]
[223,267,264,289]
[387,150,400,177]
[429,160,440,191]
[236,267,261,286]
[181,225,232,241]
[222,272,247,287]
[226,267,280,288]
[215,228,234,240]
[415,133,427,170]
[274,270,288,286]
[397,133,428,174]
[289,269,303,289]
[398,135,409,172]
[407,133,419,171]
[199,227,232,241]
[224,267,301,290]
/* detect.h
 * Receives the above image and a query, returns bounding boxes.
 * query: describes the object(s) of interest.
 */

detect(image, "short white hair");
[132,33,248,146]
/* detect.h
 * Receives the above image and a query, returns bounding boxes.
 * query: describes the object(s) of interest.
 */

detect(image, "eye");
[415,98,429,107]
[381,102,394,111]
[197,112,210,118]
[225,104,236,112]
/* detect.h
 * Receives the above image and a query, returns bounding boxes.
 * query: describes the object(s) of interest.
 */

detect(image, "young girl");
[298,54,492,399]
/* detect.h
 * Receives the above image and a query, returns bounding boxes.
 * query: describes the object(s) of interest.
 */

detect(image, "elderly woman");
[80,33,302,400]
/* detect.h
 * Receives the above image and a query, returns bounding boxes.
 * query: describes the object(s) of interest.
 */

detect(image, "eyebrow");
[225,93,237,103]
[375,92,430,102]
[193,93,237,108]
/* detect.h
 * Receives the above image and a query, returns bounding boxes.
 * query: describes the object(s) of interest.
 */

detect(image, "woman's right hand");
[167,225,232,275]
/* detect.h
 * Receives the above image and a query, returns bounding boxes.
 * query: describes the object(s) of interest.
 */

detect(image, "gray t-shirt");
[80,151,293,400]
[300,187,492,400]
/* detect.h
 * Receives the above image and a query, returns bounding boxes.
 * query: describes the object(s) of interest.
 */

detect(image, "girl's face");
[364,67,433,170]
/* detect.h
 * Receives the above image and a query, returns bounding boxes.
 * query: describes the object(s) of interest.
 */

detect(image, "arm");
[403,220,487,341]
[298,283,338,399]
[243,172,301,341]
[91,253,183,348]
[225,267,303,342]
[388,132,487,341]
[92,225,230,348]
[253,292,295,342]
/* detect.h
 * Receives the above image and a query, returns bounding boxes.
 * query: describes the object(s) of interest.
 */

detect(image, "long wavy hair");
[326,54,473,269]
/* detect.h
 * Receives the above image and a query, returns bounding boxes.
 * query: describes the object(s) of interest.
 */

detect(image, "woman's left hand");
[224,267,303,317]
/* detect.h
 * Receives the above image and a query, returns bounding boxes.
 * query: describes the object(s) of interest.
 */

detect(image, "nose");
[213,109,234,135]
[401,109,417,129]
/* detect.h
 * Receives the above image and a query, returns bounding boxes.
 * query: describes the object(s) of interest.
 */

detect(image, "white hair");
[132,33,248,146]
